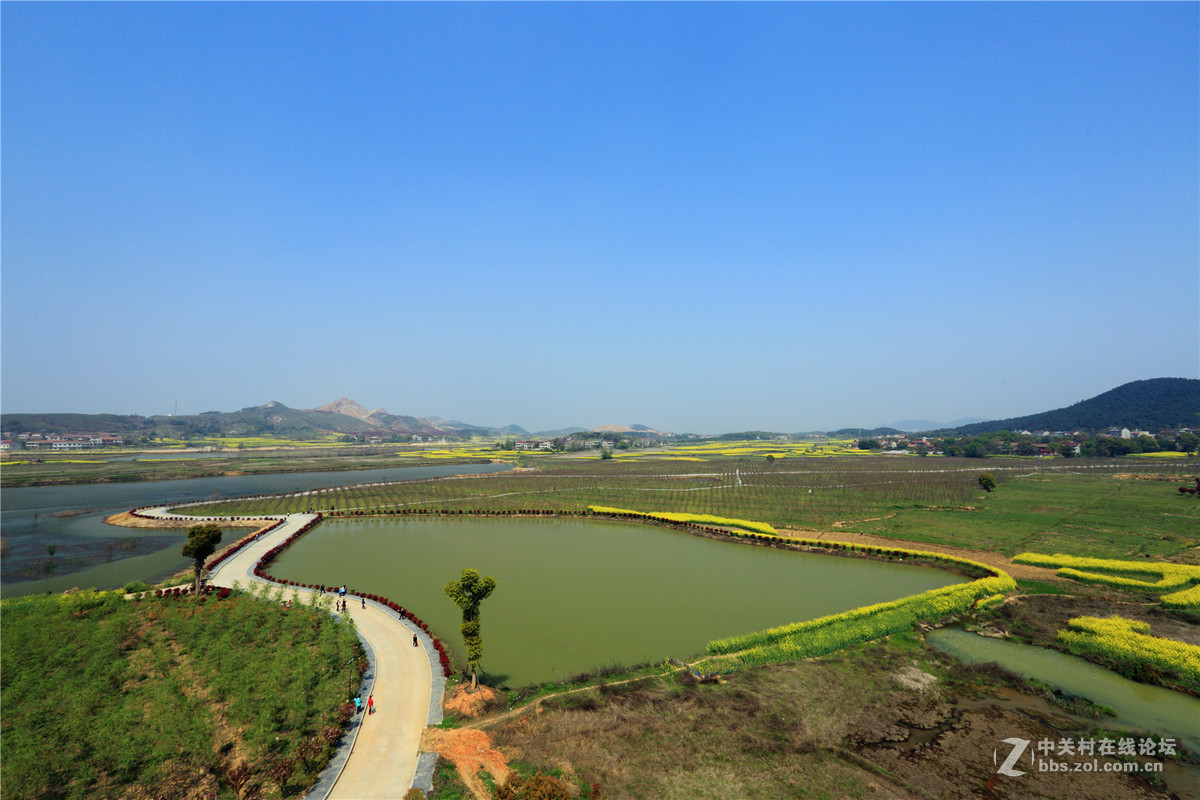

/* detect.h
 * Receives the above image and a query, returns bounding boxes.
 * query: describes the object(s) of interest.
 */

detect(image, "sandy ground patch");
[103,511,265,530]
[422,728,510,800]
[445,684,503,718]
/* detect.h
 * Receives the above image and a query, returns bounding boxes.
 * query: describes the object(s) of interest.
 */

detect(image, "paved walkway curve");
[140,507,440,799]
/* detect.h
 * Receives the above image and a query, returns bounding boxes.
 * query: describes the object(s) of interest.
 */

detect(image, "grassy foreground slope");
[1,586,364,800]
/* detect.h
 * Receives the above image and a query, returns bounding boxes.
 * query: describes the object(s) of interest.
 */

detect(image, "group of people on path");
[333,585,366,614]
[353,693,375,715]
[334,596,365,613]
[330,585,427,723]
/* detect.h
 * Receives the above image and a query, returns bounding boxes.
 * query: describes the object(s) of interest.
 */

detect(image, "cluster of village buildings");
[858,427,1190,457]
[1,432,125,452]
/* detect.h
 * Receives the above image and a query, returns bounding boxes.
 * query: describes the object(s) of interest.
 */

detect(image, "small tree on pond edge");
[977,473,997,493]
[444,567,497,691]
[182,523,222,594]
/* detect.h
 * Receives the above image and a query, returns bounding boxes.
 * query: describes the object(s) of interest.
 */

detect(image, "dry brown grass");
[473,640,1194,800]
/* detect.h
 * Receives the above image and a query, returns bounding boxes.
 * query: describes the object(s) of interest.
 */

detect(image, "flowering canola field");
[1013,553,1200,608]
[1057,616,1200,686]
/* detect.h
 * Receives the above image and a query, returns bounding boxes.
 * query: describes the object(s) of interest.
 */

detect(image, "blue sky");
[3,2,1196,433]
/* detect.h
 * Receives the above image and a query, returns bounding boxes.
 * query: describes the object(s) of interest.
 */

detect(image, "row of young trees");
[935,430,1199,458]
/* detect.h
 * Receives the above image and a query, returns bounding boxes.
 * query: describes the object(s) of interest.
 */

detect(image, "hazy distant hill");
[315,398,442,434]
[4,400,456,438]
[887,418,985,433]
[316,398,380,422]
[594,424,671,436]
[0,412,157,435]
[832,427,905,437]
[951,378,1199,435]
[1,401,372,438]
[531,426,588,437]
[8,380,1192,441]
[498,424,530,435]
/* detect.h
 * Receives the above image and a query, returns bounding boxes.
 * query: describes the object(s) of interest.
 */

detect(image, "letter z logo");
[994,737,1031,776]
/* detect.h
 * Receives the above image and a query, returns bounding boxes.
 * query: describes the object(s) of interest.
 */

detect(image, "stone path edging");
[306,623,377,800]
[134,507,441,799]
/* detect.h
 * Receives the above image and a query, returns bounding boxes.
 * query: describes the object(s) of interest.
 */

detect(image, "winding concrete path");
[141,508,440,799]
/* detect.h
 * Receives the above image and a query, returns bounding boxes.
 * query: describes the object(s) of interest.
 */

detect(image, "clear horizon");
[1,378,1191,437]
[3,3,1197,433]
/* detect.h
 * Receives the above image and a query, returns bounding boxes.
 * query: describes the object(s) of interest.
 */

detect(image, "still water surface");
[926,628,1200,754]
[271,516,966,687]
[0,463,510,597]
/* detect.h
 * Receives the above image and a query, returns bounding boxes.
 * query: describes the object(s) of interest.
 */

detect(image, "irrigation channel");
[926,628,1200,755]
[0,462,510,597]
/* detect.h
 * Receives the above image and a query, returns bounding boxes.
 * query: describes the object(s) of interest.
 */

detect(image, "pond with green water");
[270,517,966,686]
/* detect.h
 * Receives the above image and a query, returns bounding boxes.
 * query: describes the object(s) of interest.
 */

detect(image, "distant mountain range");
[3,378,1195,439]
[0,398,661,441]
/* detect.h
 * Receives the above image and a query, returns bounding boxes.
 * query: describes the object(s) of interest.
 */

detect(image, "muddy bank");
[103,510,264,529]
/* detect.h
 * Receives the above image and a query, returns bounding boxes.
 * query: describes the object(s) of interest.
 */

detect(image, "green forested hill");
[953,378,1199,435]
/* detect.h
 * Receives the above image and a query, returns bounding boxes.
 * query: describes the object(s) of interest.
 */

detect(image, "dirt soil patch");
[423,728,511,800]
[779,526,1064,581]
[445,684,503,718]
[989,593,1200,648]
[103,511,264,530]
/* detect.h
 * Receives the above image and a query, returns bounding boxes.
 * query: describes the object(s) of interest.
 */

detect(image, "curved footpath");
[139,507,442,799]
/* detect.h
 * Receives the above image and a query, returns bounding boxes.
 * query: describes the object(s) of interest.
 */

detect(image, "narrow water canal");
[926,627,1200,754]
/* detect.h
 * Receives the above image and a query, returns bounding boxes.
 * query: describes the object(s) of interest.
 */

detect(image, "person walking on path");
[367,694,374,715]
[412,633,419,648]
[354,695,362,714]
[361,596,366,609]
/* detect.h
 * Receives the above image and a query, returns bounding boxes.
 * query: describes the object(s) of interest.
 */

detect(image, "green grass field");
[0,585,363,800]
[179,455,1200,562]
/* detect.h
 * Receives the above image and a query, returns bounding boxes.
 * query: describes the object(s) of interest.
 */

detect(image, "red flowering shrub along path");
[130,506,441,799]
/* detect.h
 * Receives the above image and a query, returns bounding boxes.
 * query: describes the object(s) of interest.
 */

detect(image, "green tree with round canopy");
[444,567,497,691]
[181,523,222,595]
